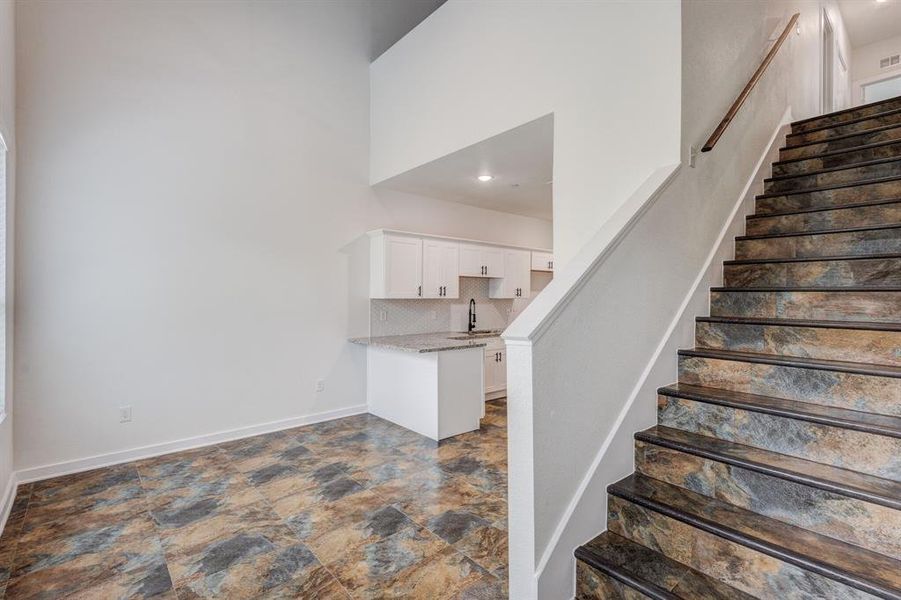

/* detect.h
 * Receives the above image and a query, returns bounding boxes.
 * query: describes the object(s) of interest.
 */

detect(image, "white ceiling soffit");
[838,0,901,47]
[377,114,554,221]
[369,0,447,61]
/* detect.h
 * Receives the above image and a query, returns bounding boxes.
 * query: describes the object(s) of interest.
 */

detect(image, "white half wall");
[12,0,551,476]
[501,0,854,596]
[370,0,682,268]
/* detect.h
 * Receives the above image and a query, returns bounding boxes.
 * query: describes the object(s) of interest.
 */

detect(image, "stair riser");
[709,290,901,323]
[792,99,901,133]
[735,229,901,260]
[746,202,901,235]
[773,142,901,176]
[677,355,900,416]
[576,562,652,600]
[757,180,901,214]
[723,257,901,288]
[634,441,901,560]
[695,322,901,366]
[779,126,901,161]
[607,495,879,600]
[657,395,901,480]
[787,112,901,146]
[764,161,901,194]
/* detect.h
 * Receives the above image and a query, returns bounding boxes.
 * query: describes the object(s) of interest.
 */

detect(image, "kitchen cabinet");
[459,244,505,278]
[531,251,554,272]
[422,239,460,299]
[489,249,531,299]
[484,347,506,396]
[369,232,423,299]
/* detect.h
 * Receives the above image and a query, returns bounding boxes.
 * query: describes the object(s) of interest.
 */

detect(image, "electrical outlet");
[315,379,325,393]
[379,310,388,322]
[119,406,132,423]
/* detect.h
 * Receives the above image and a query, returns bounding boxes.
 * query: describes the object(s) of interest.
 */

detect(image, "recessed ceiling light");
[477,174,494,182]
[876,0,887,3]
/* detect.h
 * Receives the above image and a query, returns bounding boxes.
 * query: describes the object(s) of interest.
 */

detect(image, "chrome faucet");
[468,298,476,333]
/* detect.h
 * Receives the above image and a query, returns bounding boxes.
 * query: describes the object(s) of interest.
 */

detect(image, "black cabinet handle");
[418,285,421,297]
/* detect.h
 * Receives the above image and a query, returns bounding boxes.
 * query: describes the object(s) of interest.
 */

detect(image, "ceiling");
[377,115,554,221]
[838,0,901,47]
[369,0,447,61]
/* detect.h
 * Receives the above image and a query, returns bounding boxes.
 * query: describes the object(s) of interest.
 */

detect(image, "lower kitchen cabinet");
[484,339,506,400]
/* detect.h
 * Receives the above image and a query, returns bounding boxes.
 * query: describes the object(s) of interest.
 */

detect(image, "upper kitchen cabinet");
[531,251,554,272]
[422,239,460,298]
[459,243,505,278]
[489,249,531,299]
[369,231,423,299]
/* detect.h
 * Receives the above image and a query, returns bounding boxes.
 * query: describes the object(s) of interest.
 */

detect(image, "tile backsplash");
[370,273,552,337]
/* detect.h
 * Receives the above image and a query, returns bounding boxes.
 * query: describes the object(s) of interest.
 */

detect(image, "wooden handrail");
[702,13,800,152]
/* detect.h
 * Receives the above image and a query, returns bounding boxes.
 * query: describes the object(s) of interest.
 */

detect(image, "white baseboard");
[15,404,368,485]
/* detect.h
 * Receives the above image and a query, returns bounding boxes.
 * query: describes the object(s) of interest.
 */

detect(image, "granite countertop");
[349,331,503,353]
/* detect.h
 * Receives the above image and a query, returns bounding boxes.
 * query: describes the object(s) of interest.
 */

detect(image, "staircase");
[574,96,901,599]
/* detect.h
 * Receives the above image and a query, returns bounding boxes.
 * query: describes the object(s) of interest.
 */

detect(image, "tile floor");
[0,400,508,599]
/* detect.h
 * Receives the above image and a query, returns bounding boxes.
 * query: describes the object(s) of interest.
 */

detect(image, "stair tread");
[781,122,901,151]
[748,197,901,218]
[773,139,901,168]
[659,381,901,438]
[725,252,901,264]
[791,96,901,129]
[765,155,901,183]
[786,107,901,139]
[756,174,901,199]
[637,425,901,509]
[608,473,901,599]
[575,531,755,600]
[696,315,901,331]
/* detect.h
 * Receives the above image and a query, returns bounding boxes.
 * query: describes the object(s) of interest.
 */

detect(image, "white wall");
[0,0,14,512]
[851,33,901,105]
[501,0,855,597]
[370,0,682,269]
[13,0,551,474]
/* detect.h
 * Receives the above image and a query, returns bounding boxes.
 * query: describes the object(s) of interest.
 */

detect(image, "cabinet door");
[531,251,553,272]
[441,243,460,298]
[484,350,497,393]
[459,244,485,277]
[512,250,532,298]
[384,235,423,298]
[496,349,507,390]
[422,239,444,298]
[483,247,505,278]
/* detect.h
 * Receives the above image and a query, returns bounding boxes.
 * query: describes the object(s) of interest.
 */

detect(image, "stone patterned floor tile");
[0,400,509,598]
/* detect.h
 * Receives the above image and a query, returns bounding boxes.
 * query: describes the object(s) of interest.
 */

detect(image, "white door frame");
[821,8,835,114]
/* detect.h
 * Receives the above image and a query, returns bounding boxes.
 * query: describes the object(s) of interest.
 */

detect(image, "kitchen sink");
[446,331,502,340]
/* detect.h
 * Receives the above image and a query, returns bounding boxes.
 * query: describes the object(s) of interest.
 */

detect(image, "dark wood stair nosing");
[756,175,901,200]
[791,96,901,128]
[765,156,901,183]
[659,382,901,438]
[677,348,901,379]
[574,543,679,600]
[607,475,901,600]
[635,427,901,510]
[785,107,901,139]
[773,139,901,168]
[695,315,901,332]
[747,198,901,219]
[724,252,901,265]
[780,122,901,152]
